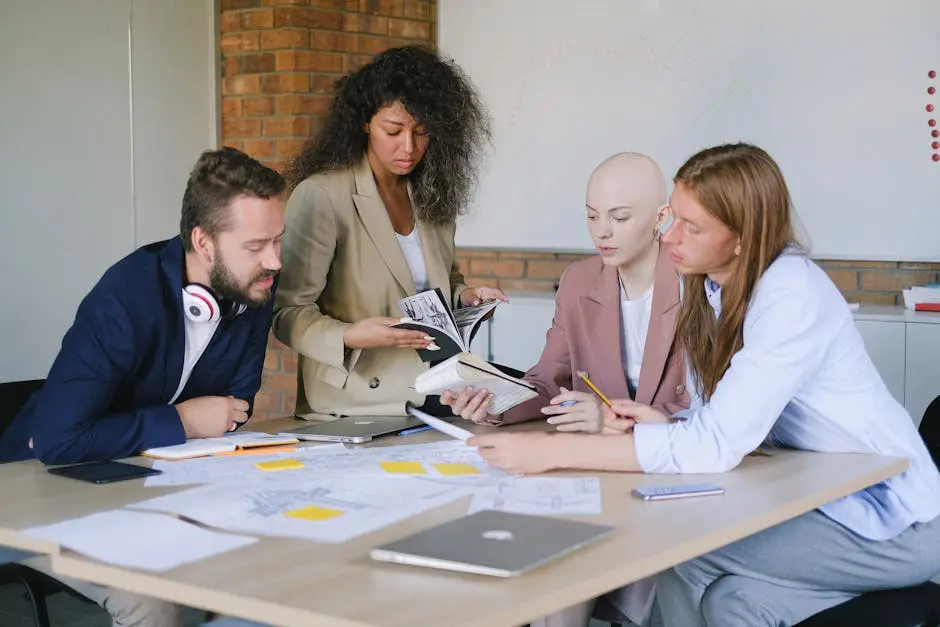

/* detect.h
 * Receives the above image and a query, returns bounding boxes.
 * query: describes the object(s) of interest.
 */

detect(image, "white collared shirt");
[168,306,219,404]
[634,250,940,540]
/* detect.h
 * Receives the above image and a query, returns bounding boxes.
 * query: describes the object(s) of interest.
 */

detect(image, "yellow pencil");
[575,370,612,407]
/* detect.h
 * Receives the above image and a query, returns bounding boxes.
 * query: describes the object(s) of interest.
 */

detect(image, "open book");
[414,353,538,415]
[141,432,299,461]
[393,288,499,362]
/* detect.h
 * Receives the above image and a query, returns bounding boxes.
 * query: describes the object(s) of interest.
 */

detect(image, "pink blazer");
[501,246,689,425]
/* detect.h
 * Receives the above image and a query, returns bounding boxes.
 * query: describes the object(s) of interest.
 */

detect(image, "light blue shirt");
[634,250,940,541]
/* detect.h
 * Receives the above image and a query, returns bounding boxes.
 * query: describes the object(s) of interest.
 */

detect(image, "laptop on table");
[370,510,615,577]
[284,414,427,443]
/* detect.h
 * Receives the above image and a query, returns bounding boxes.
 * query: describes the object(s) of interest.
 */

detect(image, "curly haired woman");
[273,45,505,421]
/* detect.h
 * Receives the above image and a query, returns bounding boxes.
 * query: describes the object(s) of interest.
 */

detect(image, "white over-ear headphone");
[182,283,247,323]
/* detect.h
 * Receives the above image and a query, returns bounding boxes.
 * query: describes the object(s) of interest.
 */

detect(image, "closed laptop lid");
[287,415,423,439]
[370,510,615,577]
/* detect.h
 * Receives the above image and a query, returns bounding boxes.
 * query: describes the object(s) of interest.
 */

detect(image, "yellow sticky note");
[379,461,425,474]
[432,463,481,476]
[255,458,305,472]
[284,505,344,521]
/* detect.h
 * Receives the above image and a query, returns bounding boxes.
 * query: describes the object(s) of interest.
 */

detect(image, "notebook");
[414,353,538,414]
[140,432,299,460]
[370,510,615,577]
[393,288,500,362]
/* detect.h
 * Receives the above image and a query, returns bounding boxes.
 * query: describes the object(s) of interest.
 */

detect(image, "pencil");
[575,370,612,407]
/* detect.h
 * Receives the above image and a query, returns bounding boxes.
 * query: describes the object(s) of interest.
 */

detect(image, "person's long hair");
[675,143,799,401]
[284,45,490,225]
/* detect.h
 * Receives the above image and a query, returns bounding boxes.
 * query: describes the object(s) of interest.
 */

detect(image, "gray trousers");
[656,510,940,627]
[20,555,183,627]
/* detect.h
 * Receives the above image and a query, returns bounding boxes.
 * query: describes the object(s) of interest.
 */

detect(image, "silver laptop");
[284,415,425,443]
[370,510,615,577]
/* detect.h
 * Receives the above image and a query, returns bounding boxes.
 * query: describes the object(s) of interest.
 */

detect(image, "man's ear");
[190,227,215,263]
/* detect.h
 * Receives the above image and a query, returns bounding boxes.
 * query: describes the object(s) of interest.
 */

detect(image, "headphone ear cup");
[182,284,220,323]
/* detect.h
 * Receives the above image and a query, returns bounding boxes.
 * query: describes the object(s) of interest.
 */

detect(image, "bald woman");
[442,152,689,627]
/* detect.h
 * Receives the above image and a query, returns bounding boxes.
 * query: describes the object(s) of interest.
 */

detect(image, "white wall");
[0,0,218,382]
[440,0,940,261]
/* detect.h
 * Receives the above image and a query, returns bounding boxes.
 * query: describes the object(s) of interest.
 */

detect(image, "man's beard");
[209,254,276,308]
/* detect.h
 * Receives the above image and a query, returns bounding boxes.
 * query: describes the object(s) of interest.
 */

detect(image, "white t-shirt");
[396,227,430,292]
[168,302,220,404]
[619,281,653,394]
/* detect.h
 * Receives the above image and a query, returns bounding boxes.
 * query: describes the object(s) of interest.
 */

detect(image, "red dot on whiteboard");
[934,130,940,138]
[931,70,938,79]
[933,154,940,162]
[931,119,938,127]
[934,142,940,149]
[931,87,938,95]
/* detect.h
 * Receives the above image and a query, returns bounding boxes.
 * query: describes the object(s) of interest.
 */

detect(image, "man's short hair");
[180,147,285,251]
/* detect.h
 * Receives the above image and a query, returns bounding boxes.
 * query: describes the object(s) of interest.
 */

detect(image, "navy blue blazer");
[0,237,275,465]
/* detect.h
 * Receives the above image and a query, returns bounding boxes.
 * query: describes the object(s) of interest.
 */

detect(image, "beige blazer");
[273,156,467,420]
[501,246,690,424]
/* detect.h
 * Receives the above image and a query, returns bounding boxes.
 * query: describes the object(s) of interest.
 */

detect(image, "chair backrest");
[919,395,940,470]
[0,380,45,438]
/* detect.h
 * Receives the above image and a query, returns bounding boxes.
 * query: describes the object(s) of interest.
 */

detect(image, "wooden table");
[0,419,908,627]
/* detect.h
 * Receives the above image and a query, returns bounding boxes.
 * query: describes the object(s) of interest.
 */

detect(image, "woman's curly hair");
[284,45,491,225]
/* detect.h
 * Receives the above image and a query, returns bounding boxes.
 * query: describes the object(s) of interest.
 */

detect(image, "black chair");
[794,396,940,627]
[0,378,84,627]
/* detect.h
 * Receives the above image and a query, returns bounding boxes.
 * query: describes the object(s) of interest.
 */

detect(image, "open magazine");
[413,353,538,415]
[393,288,500,362]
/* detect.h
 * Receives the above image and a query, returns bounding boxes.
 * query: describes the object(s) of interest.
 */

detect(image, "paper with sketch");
[128,476,473,543]
[469,477,602,516]
[21,510,257,572]
[345,440,504,479]
[144,443,351,487]
[144,440,503,489]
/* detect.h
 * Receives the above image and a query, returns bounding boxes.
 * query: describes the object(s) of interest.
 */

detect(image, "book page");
[398,288,462,348]
[452,299,499,347]
[413,355,537,414]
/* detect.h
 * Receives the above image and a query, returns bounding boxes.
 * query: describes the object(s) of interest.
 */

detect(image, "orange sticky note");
[284,505,344,521]
[379,461,425,474]
[255,458,305,472]
[432,463,481,476]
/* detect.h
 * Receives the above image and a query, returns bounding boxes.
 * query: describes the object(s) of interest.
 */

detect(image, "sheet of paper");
[469,477,602,516]
[144,443,351,487]
[405,405,474,441]
[128,476,473,543]
[347,440,504,479]
[21,510,257,572]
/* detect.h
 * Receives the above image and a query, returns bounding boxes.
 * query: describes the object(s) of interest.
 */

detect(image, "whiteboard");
[0,0,217,382]
[440,0,940,260]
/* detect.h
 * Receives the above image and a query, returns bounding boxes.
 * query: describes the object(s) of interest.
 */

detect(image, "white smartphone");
[632,483,725,501]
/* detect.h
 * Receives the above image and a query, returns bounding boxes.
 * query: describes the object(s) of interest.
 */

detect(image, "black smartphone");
[47,460,162,484]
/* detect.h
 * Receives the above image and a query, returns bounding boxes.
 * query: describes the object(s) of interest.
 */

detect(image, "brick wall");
[454,251,940,307]
[221,1,939,421]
